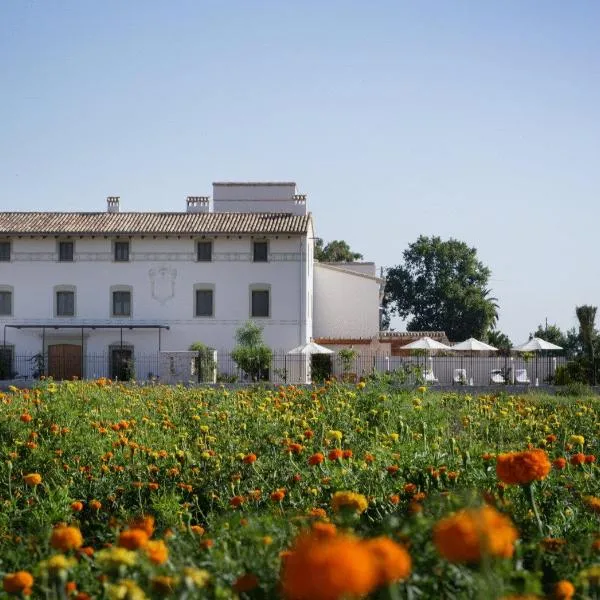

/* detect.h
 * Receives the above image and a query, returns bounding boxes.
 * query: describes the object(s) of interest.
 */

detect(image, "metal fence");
[0,351,567,386]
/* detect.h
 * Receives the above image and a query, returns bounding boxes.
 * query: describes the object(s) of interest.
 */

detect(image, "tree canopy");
[314,239,363,262]
[384,236,498,341]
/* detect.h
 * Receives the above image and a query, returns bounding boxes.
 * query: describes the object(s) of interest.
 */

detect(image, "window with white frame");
[0,241,10,262]
[54,286,76,317]
[250,284,270,318]
[114,241,130,262]
[111,287,132,317]
[196,241,212,262]
[58,241,74,262]
[194,286,214,317]
[253,241,268,262]
[0,287,12,316]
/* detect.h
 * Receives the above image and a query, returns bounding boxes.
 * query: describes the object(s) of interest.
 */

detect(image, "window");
[58,241,74,262]
[253,241,268,262]
[112,290,132,317]
[0,242,10,261]
[114,241,130,262]
[251,289,270,318]
[197,241,212,262]
[0,290,12,316]
[56,291,75,317]
[195,289,214,317]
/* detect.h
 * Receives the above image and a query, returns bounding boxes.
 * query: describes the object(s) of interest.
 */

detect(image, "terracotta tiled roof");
[0,212,312,235]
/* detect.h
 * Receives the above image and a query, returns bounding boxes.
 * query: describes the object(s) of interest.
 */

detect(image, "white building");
[0,182,382,382]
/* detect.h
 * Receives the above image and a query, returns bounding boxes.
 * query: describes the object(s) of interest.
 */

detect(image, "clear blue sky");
[1,1,599,342]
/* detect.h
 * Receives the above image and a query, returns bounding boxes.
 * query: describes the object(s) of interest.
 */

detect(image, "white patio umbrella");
[451,338,497,385]
[512,337,562,352]
[399,336,453,351]
[287,342,334,355]
[512,337,563,386]
[451,338,498,352]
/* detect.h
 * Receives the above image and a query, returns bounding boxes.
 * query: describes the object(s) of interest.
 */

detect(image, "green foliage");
[485,329,512,355]
[337,347,358,375]
[189,342,216,383]
[310,354,332,383]
[532,323,581,358]
[384,236,498,340]
[554,381,594,397]
[314,239,363,262]
[231,321,273,382]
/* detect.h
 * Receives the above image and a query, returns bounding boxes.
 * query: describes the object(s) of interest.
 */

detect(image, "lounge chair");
[453,369,467,385]
[490,369,505,384]
[422,368,438,384]
[515,369,530,384]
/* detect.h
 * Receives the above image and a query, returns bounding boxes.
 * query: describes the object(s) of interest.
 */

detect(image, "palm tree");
[575,305,597,384]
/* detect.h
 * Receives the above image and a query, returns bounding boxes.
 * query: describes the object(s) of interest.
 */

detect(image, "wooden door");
[48,344,82,380]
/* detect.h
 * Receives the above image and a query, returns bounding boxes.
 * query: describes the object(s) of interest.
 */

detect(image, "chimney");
[186,196,210,213]
[107,196,120,213]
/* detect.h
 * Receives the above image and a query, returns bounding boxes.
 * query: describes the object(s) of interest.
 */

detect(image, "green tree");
[189,342,216,383]
[384,236,499,340]
[485,329,512,354]
[314,239,363,262]
[576,305,597,384]
[231,321,273,382]
[532,323,580,358]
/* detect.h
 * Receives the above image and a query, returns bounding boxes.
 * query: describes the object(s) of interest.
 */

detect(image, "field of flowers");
[0,379,598,599]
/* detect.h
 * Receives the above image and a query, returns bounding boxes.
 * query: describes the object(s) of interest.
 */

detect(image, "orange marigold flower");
[308,508,327,519]
[233,573,259,594]
[50,525,83,551]
[303,429,314,439]
[541,538,567,552]
[363,536,411,585]
[585,454,597,464]
[570,453,586,466]
[389,494,400,505]
[200,538,214,549]
[145,540,168,565]
[190,525,205,536]
[229,495,246,508]
[311,522,337,538]
[433,506,518,563]
[328,448,343,461]
[552,458,567,470]
[288,443,304,455]
[23,473,42,486]
[583,496,600,514]
[281,531,377,600]
[78,547,94,557]
[554,580,575,600]
[70,501,84,512]
[364,452,375,464]
[592,538,600,552]
[270,489,286,502]
[404,483,417,495]
[243,453,257,464]
[20,413,32,423]
[387,465,400,475]
[342,449,353,459]
[118,529,149,550]
[3,571,34,595]
[89,500,102,511]
[308,453,325,466]
[546,434,557,443]
[496,449,551,485]
[331,491,368,514]
[129,515,155,536]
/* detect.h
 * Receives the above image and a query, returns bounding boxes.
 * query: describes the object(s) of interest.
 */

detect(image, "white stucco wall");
[0,234,312,360]
[313,263,381,339]
[212,183,306,215]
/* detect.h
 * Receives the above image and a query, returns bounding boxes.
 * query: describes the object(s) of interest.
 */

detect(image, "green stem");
[526,482,544,536]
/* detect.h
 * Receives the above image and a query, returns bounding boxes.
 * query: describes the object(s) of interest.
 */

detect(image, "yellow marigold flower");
[106,579,147,600]
[3,571,34,594]
[554,580,575,600]
[496,449,551,485]
[23,473,42,486]
[95,547,137,569]
[417,386,427,393]
[326,430,343,441]
[145,540,169,565]
[38,554,77,576]
[281,531,377,600]
[569,435,585,446]
[50,525,83,551]
[182,567,210,589]
[434,506,518,563]
[331,491,368,514]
